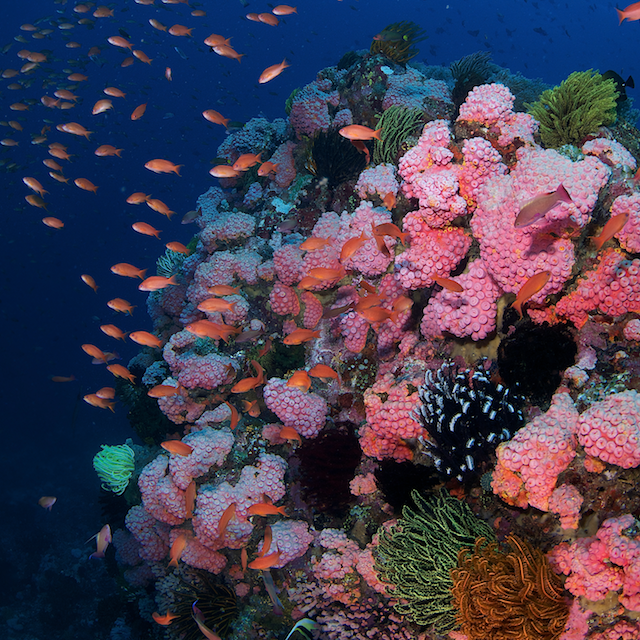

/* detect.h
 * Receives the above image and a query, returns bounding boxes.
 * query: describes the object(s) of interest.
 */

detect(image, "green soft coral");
[93,444,135,495]
[374,489,495,632]
[527,69,619,148]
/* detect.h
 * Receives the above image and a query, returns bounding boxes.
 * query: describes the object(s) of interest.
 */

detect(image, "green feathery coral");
[375,489,495,632]
[527,69,619,148]
[93,444,135,495]
[373,105,424,164]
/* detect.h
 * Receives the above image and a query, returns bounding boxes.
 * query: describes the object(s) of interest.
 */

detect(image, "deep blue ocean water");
[0,0,637,637]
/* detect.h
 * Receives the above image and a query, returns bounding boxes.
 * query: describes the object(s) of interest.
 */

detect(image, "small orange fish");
[169,532,187,567]
[84,394,115,411]
[42,217,64,229]
[104,87,126,98]
[247,502,287,517]
[339,125,382,141]
[185,480,196,518]
[208,285,240,295]
[130,331,163,348]
[127,192,150,205]
[107,363,136,383]
[145,159,183,175]
[146,198,175,218]
[241,547,248,572]
[92,99,113,115]
[131,103,147,120]
[617,2,640,23]
[258,525,273,558]
[257,161,279,177]
[198,297,237,313]
[231,360,264,393]
[149,19,167,31]
[82,343,109,363]
[185,320,240,342]
[25,194,48,209]
[340,231,368,262]
[433,275,463,292]
[152,611,178,626]
[139,275,180,291]
[89,524,112,558]
[258,13,279,26]
[248,551,281,570]
[224,401,239,429]
[272,4,297,15]
[74,178,99,193]
[359,306,394,323]
[38,496,57,510]
[382,192,396,210]
[279,426,301,443]
[308,364,339,380]
[23,176,48,197]
[169,24,193,37]
[107,298,135,314]
[132,222,161,238]
[166,241,190,254]
[232,152,262,172]
[96,387,115,399]
[242,399,261,417]
[100,324,127,340]
[161,440,193,456]
[165,67,172,82]
[512,270,551,318]
[259,59,289,84]
[308,267,346,283]
[283,328,321,345]
[374,222,409,245]
[204,34,232,47]
[203,110,230,127]
[299,237,331,251]
[287,370,311,392]
[209,165,241,178]
[61,122,93,138]
[217,503,236,539]
[593,211,630,250]
[133,50,152,64]
[212,44,245,62]
[95,145,123,157]
[111,263,147,279]
[148,384,182,398]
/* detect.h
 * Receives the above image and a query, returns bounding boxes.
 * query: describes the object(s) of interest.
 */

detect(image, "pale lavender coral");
[202,212,256,242]
[382,67,451,111]
[420,258,502,341]
[355,163,399,201]
[289,78,339,138]
[261,520,314,568]
[582,137,637,172]
[138,456,186,525]
[125,505,170,562]
[611,193,640,253]
[168,427,234,489]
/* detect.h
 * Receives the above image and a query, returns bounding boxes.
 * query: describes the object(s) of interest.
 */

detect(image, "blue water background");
[0,0,636,633]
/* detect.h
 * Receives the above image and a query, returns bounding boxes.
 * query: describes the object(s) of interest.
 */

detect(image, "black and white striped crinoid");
[415,362,525,482]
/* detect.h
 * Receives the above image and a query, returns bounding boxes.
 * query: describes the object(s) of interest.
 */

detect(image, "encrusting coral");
[527,69,619,147]
[374,489,494,632]
[451,535,569,640]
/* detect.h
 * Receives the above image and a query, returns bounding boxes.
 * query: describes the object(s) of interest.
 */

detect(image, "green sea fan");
[375,489,495,632]
[93,444,135,495]
[527,69,619,148]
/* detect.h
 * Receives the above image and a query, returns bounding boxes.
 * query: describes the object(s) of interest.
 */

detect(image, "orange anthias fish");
[89,524,112,558]
[433,275,463,292]
[210,165,241,178]
[258,13,279,26]
[185,320,240,342]
[146,198,175,217]
[208,285,241,295]
[224,401,240,429]
[259,59,289,84]
[593,211,630,250]
[248,551,281,570]
[108,298,136,314]
[111,263,147,279]
[231,360,264,393]
[617,1,640,23]
[133,50,153,64]
[279,426,301,443]
[514,184,573,228]
[339,125,382,141]
[374,222,409,245]
[129,331,164,348]
[232,152,262,172]
[23,177,48,197]
[257,161,279,177]
[131,103,147,120]
[204,33,231,47]
[198,297,238,313]
[145,159,183,175]
[242,399,261,417]
[84,393,116,411]
[107,363,136,383]
[258,525,272,557]
[132,222,161,238]
[74,178,99,193]
[82,343,109,363]
[166,241,190,254]
[95,145,123,157]
[217,502,236,539]
[202,110,230,127]
[283,328,321,345]
[212,44,244,63]
[161,440,193,456]
[169,532,188,567]
[308,364,339,380]
[169,24,193,37]
[340,231,368,262]
[139,275,180,291]
[42,217,64,229]
[299,237,331,251]
[148,384,182,398]
[100,324,127,340]
[247,502,287,517]
[152,611,178,626]
[287,370,311,392]
[92,98,113,115]
[38,496,57,511]
[185,480,196,518]
[512,270,551,318]
[273,5,297,15]
[127,192,150,204]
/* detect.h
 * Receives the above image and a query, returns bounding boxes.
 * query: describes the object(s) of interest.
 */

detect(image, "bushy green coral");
[373,106,423,164]
[527,69,619,148]
[375,489,495,632]
[93,444,135,495]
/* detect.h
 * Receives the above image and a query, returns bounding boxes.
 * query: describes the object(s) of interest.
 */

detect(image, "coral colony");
[90,36,640,640]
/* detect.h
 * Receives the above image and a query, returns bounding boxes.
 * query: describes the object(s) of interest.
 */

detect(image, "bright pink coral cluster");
[263,377,328,438]
[611,193,640,254]
[577,390,640,469]
[360,373,426,461]
[492,392,578,511]
[289,78,339,138]
[548,514,640,610]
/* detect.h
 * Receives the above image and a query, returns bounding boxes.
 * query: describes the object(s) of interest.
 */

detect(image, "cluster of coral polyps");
[109,57,640,640]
